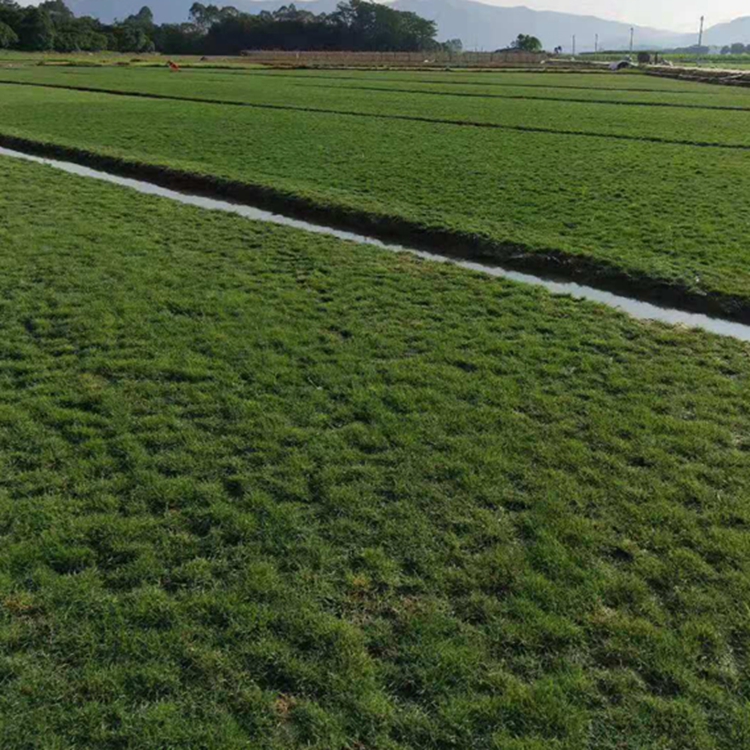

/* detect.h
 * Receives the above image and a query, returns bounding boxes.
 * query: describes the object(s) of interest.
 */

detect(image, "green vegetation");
[509,34,543,53]
[0,69,750,313]
[2,65,750,147]
[6,64,750,111]
[199,0,440,54]
[1,154,750,749]
[0,0,110,53]
[0,0,444,55]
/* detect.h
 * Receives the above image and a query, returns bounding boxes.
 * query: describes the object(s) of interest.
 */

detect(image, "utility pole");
[572,34,576,56]
[595,33,598,53]
[698,15,705,47]
[629,27,634,55]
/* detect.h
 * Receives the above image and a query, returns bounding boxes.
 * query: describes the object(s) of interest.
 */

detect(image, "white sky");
[477,0,745,32]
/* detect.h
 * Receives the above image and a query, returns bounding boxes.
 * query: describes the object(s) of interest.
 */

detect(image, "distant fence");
[239,50,546,68]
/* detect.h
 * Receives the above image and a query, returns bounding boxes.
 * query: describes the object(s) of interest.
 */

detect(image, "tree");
[112,6,155,52]
[0,0,442,55]
[335,0,437,51]
[511,33,542,52]
[154,21,202,53]
[126,6,154,29]
[17,7,55,50]
[443,38,462,53]
[0,0,22,41]
[205,0,438,53]
[190,3,220,32]
[52,15,109,52]
[0,18,17,47]
[113,24,154,51]
[730,42,746,55]
[38,0,73,23]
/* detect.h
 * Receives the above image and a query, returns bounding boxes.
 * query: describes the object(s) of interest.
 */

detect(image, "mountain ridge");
[702,16,750,46]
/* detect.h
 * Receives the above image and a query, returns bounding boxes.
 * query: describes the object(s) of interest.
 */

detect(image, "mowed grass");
[1,156,750,749]
[3,67,750,144]
[6,65,750,107]
[0,80,750,309]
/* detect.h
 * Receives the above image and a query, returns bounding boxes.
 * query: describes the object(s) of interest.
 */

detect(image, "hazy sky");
[23,1,747,32]
[481,0,745,31]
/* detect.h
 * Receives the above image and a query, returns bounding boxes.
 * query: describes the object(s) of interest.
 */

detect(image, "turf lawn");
[5,65,750,107]
[3,67,750,143]
[0,72,749,313]
[0,155,750,749]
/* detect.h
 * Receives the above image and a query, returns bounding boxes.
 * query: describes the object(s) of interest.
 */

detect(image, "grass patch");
[0,156,749,748]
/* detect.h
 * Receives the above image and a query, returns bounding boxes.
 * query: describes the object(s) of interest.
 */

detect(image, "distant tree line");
[720,43,750,55]
[0,0,450,54]
[503,34,542,53]
[198,1,443,54]
[666,43,749,56]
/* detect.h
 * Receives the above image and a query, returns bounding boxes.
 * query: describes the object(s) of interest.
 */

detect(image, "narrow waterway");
[3,145,750,343]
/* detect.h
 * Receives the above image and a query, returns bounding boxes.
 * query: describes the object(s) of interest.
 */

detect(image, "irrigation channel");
[4,145,750,344]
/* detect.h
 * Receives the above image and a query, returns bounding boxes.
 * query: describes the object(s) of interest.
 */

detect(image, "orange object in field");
[168,60,181,72]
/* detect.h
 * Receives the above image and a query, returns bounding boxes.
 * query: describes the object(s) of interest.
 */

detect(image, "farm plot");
[5,63,750,100]
[0,82,749,313]
[1,64,735,93]
[1,154,750,749]
[3,67,750,146]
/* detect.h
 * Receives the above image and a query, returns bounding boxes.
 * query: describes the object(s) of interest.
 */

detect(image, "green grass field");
[3,62,750,749]
[3,66,750,141]
[5,65,750,106]
[1,154,750,749]
[0,68,750,315]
